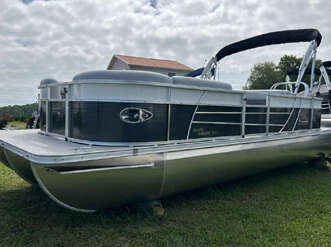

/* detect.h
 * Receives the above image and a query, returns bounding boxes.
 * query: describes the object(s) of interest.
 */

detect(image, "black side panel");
[269,126,282,132]
[295,109,310,130]
[169,105,195,140]
[196,105,242,123]
[195,114,241,123]
[40,101,46,131]
[313,109,321,129]
[246,114,266,124]
[270,113,290,125]
[245,107,266,126]
[49,102,65,135]
[189,124,241,139]
[283,109,299,131]
[270,108,291,113]
[188,105,243,139]
[245,125,266,134]
[246,107,267,113]
[69,102,167,142]
[197,106,242,112]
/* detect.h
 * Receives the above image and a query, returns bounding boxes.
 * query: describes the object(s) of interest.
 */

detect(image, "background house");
[107,54,192,76]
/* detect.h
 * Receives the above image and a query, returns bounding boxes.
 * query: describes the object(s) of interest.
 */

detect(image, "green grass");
[1,162,331,247]
[6,121,26,130]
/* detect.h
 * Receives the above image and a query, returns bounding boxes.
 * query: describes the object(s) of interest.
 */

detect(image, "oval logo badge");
[120,107,153,124]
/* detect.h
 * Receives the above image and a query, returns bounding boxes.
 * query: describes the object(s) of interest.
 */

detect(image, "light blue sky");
[1,0,331,106]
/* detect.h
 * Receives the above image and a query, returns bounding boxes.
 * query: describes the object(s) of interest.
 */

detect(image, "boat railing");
[36,74,322,146]
[270,81,309,96]
[184,89,320,140]
[319,63,331,91]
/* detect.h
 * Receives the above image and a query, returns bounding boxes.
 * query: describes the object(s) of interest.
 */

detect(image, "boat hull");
[1,130,331,212]
[0,146,11,169]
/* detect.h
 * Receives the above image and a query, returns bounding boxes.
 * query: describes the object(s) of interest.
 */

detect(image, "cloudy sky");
[1,0,331,106]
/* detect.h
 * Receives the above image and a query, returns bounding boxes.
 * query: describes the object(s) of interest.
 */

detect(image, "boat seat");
[40,78,58,86]
[245,90,293,105]
[245,91,267,105]
[172,76,232,90]
[72,71,233,91]
[72,70,173,84]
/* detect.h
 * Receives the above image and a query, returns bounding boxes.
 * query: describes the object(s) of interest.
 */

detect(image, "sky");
[0,0,331,106]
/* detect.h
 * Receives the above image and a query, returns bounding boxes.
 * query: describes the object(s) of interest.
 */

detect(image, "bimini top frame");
[318,61,331,91]
[272,68,322,95]
[187,29,322,94]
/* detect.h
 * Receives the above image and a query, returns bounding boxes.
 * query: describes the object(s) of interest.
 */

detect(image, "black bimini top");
[215,29,321,61]
[322,61,331,68]
[187,29,322,77]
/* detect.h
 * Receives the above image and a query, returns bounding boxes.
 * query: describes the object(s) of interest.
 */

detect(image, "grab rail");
[270,82,309,96]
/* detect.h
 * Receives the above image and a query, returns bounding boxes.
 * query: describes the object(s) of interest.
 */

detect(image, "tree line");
[0,103,38,129]
[245,54,322,90]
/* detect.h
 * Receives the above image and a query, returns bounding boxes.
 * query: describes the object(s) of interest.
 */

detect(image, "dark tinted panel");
[295,109,310,130]
[245,125,266,134]
[195,113,241,123]
[189,123,241,138]
[197,106,242,112]
[270,113,290,125]
[49,102,65,135]
[246,107,267,113]
[269,126,282,132]
[70,102,167,142]
[313,109,321,129]
[169,104,195,140]
[245,114,266,124]
[40,101,47,131]
[283,109,299,131]
[270,108,291,113]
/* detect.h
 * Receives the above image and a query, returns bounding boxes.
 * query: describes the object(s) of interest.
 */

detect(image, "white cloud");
[0,0,331,105]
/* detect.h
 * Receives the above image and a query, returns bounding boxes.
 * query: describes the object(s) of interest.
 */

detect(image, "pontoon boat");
[1,29,330,212]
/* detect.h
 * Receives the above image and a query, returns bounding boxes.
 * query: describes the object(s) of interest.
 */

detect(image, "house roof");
[109,54,192,71]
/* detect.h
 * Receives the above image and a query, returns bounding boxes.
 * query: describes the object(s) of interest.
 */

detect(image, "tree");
[0,103,38,118]
[245,54,322,90]
[245,62,282,89]
[277,54,301,77]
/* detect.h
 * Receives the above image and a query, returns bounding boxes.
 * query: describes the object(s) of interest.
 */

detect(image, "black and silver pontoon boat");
[1,29,331,212]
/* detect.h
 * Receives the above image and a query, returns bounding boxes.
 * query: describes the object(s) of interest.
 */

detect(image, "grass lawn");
[6,121,26,130]
[1,161,331,247]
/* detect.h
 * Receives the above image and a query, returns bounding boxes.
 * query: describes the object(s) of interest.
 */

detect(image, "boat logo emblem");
[120,107,153,124]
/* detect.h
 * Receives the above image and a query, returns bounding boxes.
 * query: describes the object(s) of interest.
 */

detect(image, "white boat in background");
[315,61,331,127]
[286,61,331,127]
[1,28,331,213]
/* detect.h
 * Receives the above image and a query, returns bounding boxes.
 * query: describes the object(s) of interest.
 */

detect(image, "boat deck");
[0,130,135,164]
[1,129,331,165]
[0,130,119,156]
